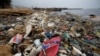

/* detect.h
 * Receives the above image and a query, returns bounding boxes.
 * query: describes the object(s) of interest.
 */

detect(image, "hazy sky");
[12,0,100,9]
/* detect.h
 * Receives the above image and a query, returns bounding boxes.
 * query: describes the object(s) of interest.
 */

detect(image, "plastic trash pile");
[0,10,100,56]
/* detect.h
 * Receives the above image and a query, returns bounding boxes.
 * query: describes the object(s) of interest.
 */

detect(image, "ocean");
[62,9,100,16]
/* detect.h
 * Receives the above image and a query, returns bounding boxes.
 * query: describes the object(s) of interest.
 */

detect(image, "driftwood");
[0,8,33,16]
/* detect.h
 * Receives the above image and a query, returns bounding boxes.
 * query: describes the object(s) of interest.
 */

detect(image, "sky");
[12,0,100,9]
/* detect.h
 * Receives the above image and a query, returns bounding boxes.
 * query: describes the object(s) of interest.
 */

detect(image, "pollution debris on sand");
[0,9,100,56]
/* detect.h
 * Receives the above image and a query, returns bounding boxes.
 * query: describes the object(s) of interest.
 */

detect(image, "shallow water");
[62,9,100,16]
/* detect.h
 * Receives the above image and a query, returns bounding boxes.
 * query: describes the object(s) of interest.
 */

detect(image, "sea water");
[62,9,100,16]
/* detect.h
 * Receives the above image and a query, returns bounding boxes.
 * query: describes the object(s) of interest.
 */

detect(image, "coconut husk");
[7,28,15,37]
[94,48,100,54]
[0,45,13,56]
[14,25,25,34]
